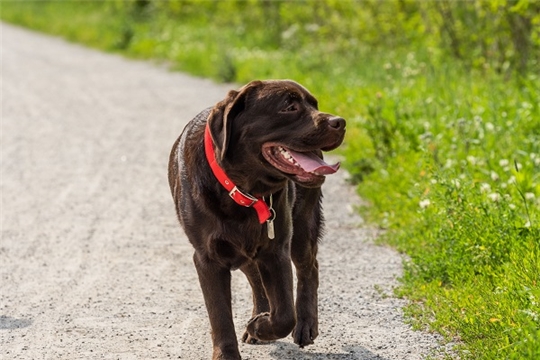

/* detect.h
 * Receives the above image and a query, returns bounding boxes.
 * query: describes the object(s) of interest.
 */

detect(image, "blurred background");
[3,1,539,81]
[2,1,539,359]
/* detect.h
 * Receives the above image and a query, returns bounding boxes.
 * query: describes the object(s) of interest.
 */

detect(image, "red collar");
[204,124,271,224]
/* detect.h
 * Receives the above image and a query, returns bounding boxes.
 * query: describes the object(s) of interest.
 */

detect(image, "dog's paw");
[212,347,241,360]
[241,329,274,345]
[292,318,318,348]
[247,312,270,325]
[241,329,260,344]
[244,312,270,342]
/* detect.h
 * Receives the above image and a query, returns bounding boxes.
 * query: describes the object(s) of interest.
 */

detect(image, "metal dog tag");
[266,219,275,240]
[264,195,276,240]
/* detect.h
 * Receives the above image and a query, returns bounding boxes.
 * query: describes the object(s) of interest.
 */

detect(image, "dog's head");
[208,80,346,189]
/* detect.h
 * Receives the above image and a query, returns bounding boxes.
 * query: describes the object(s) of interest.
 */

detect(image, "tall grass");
[2,1,538,358]
[349,56,539,358]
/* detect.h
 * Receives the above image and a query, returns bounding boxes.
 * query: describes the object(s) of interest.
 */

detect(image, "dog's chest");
[207,207,293,270]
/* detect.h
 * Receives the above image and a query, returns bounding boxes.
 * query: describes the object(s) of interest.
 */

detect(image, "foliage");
[2,0,539,359]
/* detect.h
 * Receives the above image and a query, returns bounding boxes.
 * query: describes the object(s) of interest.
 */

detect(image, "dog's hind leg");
[193,253,241,360]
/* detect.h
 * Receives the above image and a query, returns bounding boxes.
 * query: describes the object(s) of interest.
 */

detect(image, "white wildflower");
[281,24,299,40]
[525,193,535,201]
[485,122,495,131]
[521,101,532,109]
[491,171,500,181]
[480,183,491,193]
[488,193,501,202]
[520,309,539,321]
[305,23,320,32]
[467,156,477,165]
[509,204,516,210]
[419,199,431,209]
[499,159,509,167]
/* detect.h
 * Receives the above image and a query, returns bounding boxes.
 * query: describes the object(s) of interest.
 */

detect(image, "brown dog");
[168,80,345,360]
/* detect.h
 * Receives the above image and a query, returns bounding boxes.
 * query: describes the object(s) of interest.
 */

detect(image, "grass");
[2,1,539,358]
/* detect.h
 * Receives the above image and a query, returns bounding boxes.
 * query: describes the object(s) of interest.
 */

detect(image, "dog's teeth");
[275,146,301,167]
[278,147,297,164]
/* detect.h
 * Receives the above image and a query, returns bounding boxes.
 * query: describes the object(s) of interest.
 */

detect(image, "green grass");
[2,1,538,358]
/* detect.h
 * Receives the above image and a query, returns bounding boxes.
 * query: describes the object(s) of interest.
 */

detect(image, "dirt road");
[1,23,445,359]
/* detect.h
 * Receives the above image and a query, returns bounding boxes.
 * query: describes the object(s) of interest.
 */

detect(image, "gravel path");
[1,23,445,359]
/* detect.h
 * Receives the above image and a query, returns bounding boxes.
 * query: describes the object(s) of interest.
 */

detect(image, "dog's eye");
[282,104,298,113]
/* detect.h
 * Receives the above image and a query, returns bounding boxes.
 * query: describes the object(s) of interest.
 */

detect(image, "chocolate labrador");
[168,80,346,360]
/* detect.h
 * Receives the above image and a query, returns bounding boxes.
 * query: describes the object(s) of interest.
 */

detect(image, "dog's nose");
[328,117,346,131]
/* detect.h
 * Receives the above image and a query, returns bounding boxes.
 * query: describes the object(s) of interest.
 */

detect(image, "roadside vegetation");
[2,1,539,358]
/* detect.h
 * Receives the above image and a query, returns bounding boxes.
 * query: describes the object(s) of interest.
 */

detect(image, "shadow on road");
[0,316,33,330]
[268,341,390,360]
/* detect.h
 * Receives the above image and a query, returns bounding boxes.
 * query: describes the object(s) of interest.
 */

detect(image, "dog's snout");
[328,117,346,131]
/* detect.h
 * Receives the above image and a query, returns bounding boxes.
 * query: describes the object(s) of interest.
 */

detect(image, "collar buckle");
[229,186,258,207]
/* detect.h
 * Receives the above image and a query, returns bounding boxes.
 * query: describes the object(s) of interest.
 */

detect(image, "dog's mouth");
[262,143,340,185]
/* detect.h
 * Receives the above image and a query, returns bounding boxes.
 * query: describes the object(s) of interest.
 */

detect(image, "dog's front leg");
[245,253,296,342]
[240,262,270,344]
[193,253,240,360]
[291,244,319,348]
[290,187,323,348]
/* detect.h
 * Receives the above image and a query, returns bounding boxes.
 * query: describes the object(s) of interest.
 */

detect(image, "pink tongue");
[287,149,340,175]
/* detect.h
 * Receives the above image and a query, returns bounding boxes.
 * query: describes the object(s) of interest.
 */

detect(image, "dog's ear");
[208,81,262,161]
